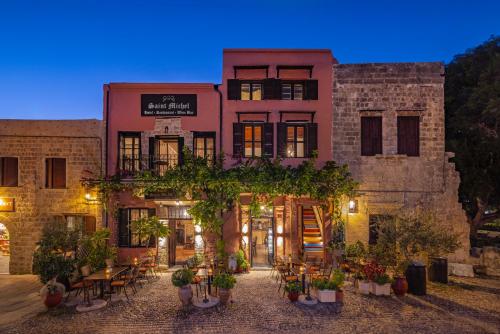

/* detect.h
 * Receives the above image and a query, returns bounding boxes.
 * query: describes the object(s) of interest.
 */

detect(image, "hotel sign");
[141,94,197,116]
[0,198,15,212]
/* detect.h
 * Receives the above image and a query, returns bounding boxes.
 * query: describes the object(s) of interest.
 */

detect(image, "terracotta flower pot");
[336,290,344,303]
[44,291,62,308]
[288,291,300,302]
[392,276,408,296]
[218,288,231,305]
[178,285,193,306]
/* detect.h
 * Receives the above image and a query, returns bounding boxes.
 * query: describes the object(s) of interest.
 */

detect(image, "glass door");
[250,218,274,267]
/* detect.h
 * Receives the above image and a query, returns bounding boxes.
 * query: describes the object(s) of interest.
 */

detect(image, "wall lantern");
[84,193,99,205]
[242,223,249,235]
[277,225,283,234]
[348,199,358,214]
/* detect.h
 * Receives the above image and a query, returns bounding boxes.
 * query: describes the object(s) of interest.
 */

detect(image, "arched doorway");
[0,223,9,274]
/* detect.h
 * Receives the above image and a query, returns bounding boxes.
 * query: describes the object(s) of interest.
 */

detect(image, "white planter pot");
[317,289,336,303]
[358,281,371,295]
[372,283,391,296]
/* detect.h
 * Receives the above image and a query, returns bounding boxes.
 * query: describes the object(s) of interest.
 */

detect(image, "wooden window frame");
[118,132,142,173]
[360,116,383,156]
[281,81,304,100]
[243,123,263,158]
[240,81,263,101]
[285,124,306,158]
[397,116,420,157]
[193,132,216,164]
[45,157,66,189]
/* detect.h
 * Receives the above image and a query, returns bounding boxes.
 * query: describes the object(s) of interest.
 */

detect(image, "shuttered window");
[281,82,304,100]
[397,116,420,156]
[45,158,66,188]
[193,132,216,165]
[233,123,273,158]
[244,124,262,157]
[277,123,317,158]
[361,117,382,156]
[0,157,18,187]
[240,82,262,101]
[119,132,141,174]
[118,208,156,247]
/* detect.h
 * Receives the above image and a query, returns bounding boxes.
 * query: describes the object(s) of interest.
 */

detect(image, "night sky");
[0,0,498,120]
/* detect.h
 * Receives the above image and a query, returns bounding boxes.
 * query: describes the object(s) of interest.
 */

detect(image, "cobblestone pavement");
[2,271,499,334]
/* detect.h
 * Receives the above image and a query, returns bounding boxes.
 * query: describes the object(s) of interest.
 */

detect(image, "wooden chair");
[111,269,133,301]
[278,271,298,296]
[65,278,93,303]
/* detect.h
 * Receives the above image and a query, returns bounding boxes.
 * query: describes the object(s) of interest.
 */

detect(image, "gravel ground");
[2,271,499,334]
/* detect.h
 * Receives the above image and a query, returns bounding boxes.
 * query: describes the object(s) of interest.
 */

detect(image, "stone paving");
[1,271,499,334]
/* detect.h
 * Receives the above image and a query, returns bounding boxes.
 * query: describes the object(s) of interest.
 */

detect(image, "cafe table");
[86,266,129,299]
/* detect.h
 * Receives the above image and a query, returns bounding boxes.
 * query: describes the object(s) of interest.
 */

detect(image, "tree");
[131,215,171,257]
[445,36,500,238]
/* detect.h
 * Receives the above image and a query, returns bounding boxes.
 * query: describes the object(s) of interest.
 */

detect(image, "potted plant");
[331,269,345,302]
[312,278,337,303]
[392,260,409,296]
[40,278,66,308]
[171,268,194,306]
[284,281,302,302]
[372,273,392,296]
[235,250,248,273]
[212,272,236,305]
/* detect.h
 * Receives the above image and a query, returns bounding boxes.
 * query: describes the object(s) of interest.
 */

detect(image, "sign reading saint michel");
[141,94,197,116]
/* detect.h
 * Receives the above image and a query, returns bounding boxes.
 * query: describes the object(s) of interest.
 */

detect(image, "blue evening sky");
[0,0,498,120]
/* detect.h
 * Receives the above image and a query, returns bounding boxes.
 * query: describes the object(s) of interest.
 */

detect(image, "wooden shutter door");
[304,80,318,100]
[306,123,318,157]
[233,123,244,158]
[118,209,130,247]
[227,79,241,100]
[372,117,382,155]
[2,157,18,187]
[84,216,97,235]
[277,123,287,158]
[263,123,274,158]
[361,117,382,156]
[52,158,66,188]
[149,137,155,170]
[177,137,184,166]
[398,116,419,156]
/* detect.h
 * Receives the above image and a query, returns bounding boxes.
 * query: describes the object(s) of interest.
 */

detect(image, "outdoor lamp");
[349,199,358,214]
[242,223,248,234]
[299,266,304,275]
[277,225,283,234]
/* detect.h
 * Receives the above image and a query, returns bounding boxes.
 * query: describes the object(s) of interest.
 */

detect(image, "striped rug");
[302,208,323,256]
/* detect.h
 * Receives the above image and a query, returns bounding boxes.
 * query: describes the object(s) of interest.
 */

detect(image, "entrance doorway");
[250,218,274,267]
[168,219,196,266]
[0,223,9,274]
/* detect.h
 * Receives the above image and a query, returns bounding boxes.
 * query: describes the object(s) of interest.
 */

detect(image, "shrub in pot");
[171,269,194,306]
[312,278,337,303]
[372,273,392,296]
[212,272,236,305]
[40,278,66,308]
[285,281,302,302]
[356,272,371,295]
[331,269,345,302]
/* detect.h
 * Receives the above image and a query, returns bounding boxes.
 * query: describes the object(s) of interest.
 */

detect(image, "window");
[398,116,420,156]
[45,158,66,188]
[118,208,156,247]
[361,116,382,156]
[277,123,317,158]
[243,124,263,158]
[154,138,180,175]
[193,132,216,164]
[281,83,304,100]
[119,132,141,173]
[241,82,262,101]
[286,125,305,158]
[369,215,392,245]
[0,157,18,187]
[65,215,96,235]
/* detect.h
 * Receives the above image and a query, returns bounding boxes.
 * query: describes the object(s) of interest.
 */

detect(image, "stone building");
[332,63,470,262]
[0,120,103,274]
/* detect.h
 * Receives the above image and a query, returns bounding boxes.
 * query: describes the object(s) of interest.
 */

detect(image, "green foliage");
[171,268,194,287]
[212,273,236,289]
[345,241,367,264]
[235,249,248,269]
[284,280,302,293]
[186,254,203,269]
[373,207,461,274]
[131,215,171,252]
[313,270,344,291]
[216,239,228,262]
[87,149,358,236]
[32,220,78,284]
[373,273,392,285]
[80,228,117,271]
[331,269,345,289]
[445,36,500,228]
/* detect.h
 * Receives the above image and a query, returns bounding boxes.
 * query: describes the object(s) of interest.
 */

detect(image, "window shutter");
[149,137,155,170]
[84,216,96,235]
[306,123,318,157]
[1,157,18,187]
[232,123,244,158]
[277,123,287,158]
[52,158,66,188]
[398,116,419,156]
[118,209,130,247]
[263,79,280,100]
[178,137,184,166]
[147,208,156,247]
[361,117,382,156]
[227,79,241,100]
[263,123,274,158]
[304,80,318,100]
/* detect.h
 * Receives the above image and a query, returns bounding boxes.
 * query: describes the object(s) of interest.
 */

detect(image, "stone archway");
[0,223,10,274]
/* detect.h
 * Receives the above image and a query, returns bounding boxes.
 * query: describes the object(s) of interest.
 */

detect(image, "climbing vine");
[84,149,358,239]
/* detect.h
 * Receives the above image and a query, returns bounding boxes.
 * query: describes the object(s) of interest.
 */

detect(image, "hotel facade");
[0,49,470,273]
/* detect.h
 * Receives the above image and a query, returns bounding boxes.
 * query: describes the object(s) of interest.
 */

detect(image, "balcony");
[117,154,179,177]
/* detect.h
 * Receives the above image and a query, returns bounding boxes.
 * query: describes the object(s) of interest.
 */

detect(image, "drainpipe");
[214,84,223,160]
[104,85,110,228]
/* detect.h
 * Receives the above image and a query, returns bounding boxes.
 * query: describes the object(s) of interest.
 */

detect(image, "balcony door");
[151,136,183,175]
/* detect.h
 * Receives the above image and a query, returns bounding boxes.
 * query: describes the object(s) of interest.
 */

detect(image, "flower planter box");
[317,289,336,303]
[358,281,371,295]
[372,283,391,296]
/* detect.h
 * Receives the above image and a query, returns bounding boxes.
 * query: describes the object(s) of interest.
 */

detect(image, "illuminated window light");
[349,199,358,214]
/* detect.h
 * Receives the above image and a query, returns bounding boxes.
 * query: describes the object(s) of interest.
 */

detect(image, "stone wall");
[0,119,103,274]
[332,63,470,262]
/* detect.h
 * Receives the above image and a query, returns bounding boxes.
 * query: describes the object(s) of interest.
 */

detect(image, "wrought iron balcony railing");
[117,154,179,177]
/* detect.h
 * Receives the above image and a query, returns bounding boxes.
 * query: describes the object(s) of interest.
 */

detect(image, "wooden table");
[86,266,129,299]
